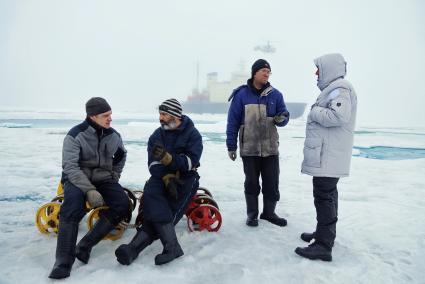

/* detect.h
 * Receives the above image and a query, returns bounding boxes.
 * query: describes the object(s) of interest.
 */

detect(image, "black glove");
[228,151,237,161]
[152,142,172,165]
[273,111,289,124]
[162,174,183,201]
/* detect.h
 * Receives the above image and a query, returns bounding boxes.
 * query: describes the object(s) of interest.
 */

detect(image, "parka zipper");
[97,128,103,167]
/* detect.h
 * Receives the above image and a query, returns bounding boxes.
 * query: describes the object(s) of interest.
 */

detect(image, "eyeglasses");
[259,69,272,75]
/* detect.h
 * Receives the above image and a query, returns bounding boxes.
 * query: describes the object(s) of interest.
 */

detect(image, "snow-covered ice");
[0,111,424,284]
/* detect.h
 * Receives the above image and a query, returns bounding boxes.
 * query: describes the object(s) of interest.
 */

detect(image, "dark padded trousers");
[60,180,130,225]
[313,176,339,249]
[242,155,280,201]
[142,173,199,224]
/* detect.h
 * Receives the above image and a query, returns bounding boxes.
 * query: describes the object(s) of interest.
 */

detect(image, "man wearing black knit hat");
[49,97,129,279]
[115,98,203,266]
[227,59,290,228]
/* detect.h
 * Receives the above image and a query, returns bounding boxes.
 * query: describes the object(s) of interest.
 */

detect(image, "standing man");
[226,59,290,227]
[295,53,357,261]
[115,98,202,266]
[49,97,129,279]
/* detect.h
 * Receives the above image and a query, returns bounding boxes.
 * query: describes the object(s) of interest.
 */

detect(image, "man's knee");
[60,182,86,222]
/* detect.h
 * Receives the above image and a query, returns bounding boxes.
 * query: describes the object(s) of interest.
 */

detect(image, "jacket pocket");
[303,138,323,168]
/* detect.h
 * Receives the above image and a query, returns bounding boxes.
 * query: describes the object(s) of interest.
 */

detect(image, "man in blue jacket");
[115,98,203,266]
[49,97,129,279]
[226,59,290,227]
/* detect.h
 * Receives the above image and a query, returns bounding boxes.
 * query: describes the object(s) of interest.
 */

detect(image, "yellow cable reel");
[35,202,61,234]
[87,206,126,241]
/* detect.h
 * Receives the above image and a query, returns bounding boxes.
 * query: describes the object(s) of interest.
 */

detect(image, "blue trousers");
[59,180,129,225]
[142,174,199,224]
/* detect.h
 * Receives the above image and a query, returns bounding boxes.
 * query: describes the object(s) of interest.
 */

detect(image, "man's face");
[315,68,319,80]
[90,110,112,129]
[253,68,271,86]
[159,111,177,130]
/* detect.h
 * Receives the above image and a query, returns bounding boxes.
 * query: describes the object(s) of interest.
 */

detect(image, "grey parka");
[62,119,127,193]
[301,53,357,177]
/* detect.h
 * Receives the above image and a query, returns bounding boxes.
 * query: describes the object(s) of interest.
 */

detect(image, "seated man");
[115,98,203,266]
[49,97,129,279]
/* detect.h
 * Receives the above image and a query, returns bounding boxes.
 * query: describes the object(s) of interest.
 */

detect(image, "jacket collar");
[247,79,271,96]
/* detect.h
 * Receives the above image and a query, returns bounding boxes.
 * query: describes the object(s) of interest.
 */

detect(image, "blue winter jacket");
[148,115,203,179]
[226,81,289,157]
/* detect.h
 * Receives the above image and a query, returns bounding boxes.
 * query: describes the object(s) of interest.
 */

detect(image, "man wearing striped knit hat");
[115,98,203,266]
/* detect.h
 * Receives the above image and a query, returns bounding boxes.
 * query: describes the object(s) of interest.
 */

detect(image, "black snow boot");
[300,232,316,242]
[295,242,332,262]
[259,199,287,227]
[153,222,184,265]
[245,194,259,227]
[115,229,153,265]
[75,216,115,264]
[48,220,79,279]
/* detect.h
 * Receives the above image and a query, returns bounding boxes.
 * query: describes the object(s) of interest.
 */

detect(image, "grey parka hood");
[314,53,347,91]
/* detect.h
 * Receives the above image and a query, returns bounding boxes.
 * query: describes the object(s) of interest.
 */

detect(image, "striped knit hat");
[158,98,182,118]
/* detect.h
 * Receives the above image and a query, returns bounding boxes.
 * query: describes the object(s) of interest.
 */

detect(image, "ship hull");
[182,101,307,119]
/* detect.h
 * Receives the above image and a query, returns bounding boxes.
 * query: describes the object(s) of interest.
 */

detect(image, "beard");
[160,117,178,130]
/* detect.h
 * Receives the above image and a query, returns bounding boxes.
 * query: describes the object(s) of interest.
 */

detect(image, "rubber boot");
[115,229,153,265]
[259,199,287,227]
[153,222,184,265]
[301,232,316,242]
[48,221,79,279]
[75,216,115,264]
[245,194,259,227]
[295,242,332,262]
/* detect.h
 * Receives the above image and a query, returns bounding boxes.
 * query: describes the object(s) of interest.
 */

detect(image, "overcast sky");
[1,0,424,127]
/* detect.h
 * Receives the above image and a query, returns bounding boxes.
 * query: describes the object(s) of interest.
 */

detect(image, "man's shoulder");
[67,121,89,138]
[270,85,283,96]
[107,127,122,138]
[228,84,248,102]
[149,127,162,139]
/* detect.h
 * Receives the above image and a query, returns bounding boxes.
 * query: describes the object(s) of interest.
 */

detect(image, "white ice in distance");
[0,110,424,283]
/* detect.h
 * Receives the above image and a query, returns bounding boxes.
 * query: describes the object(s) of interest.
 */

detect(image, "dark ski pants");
[142,173,199,224]
[313,176,339,249]
[242,155,280,201]
[59,180,130,225]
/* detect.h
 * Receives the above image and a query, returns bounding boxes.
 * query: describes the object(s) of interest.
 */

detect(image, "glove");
[162,174,183,201]
[273,111,289,124]
[86,190,105,208]
[152,142,172,166]
[228,151,237,161]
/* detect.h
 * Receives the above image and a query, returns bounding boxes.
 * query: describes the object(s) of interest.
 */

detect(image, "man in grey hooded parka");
[295,53,357,261]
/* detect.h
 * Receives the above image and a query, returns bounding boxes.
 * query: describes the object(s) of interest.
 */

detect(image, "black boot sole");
[154,249,184,265]
[75,247,90,264]
[259,215,287,227]
[115,246,134,265]
[246,219,259,227]
[48,266,71,279]
[294,247,332,262]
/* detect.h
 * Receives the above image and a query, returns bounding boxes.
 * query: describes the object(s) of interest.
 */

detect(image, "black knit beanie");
[251,59,271,78]
[86,97,111,116]
[158,98,182,118]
